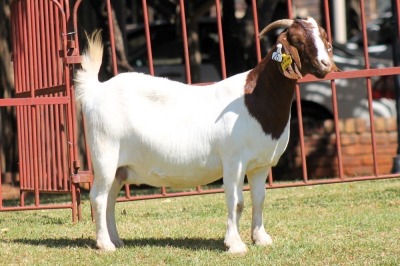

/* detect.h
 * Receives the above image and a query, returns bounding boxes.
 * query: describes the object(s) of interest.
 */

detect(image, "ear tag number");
[281,54,292,71]
[272,43,283,62]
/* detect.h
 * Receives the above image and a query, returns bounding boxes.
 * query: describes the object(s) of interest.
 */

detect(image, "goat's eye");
[327,43,333,52]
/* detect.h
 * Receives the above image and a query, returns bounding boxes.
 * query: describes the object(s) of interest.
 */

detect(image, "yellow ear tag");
[281,54,292,71]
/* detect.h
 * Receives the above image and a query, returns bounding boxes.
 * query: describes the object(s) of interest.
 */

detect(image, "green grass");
[1,179,400,265]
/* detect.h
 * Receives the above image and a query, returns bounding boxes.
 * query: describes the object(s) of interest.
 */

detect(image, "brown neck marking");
[244,51,297,139]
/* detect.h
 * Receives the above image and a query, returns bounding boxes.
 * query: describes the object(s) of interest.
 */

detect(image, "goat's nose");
[321,59,331,68]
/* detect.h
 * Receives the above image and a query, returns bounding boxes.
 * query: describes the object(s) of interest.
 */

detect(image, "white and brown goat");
[75,17,339,254]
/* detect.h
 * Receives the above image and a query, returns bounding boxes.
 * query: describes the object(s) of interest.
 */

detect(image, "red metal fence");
[0,0,84,221]
[1,0,400,221]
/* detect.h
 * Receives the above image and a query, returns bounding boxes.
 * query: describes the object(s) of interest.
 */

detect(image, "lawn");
[1,178,400,265]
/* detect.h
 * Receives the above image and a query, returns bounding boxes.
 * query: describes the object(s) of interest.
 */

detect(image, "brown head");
[259,17,340,79]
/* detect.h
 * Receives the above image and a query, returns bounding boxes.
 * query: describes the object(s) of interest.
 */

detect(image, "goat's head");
[259,17,339,79]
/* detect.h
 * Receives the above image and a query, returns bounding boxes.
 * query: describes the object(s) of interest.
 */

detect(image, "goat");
[75,17,339,254]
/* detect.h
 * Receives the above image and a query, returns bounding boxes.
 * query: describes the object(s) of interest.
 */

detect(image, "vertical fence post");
[391,0,400,173]
[106,0,118,76]
[0,140,3,207]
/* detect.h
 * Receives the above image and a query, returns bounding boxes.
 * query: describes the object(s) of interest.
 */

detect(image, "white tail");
[74,30,103,102]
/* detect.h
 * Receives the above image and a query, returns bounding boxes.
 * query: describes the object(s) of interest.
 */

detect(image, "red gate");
[0,0,86,221]
[1,0,400,221]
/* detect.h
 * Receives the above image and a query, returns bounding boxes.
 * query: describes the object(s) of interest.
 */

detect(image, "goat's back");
[81,71,248,136]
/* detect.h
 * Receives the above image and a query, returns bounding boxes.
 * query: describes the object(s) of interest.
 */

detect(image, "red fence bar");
[179,0,192,84]
[142,0,154,76]
[215,0,227,79]
[106,0,118,76]
[73,0,83,55]
[300,67,400,82]
[359,0,379,176]
[251,0,261,62]
[396,0,400,38]
[0,97,69,107]
[0,141,3,207]
[288,1,308,183]
[295,84,309,183]
[323,0,344,179]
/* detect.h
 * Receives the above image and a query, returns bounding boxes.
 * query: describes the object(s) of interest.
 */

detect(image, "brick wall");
[274,117,398,180]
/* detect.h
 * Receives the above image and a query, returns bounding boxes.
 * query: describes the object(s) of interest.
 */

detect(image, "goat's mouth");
[311,67,330,79]
[311,63,335,78]
[310,59,334,78]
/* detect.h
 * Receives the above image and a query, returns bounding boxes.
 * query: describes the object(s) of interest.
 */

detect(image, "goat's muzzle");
[311,58,338,78]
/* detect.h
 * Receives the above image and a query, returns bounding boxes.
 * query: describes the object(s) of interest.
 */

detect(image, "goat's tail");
[74,29,103,102]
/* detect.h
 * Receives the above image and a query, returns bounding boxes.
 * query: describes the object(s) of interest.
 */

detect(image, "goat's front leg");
[223,163,247,254]
[248,167,272,246]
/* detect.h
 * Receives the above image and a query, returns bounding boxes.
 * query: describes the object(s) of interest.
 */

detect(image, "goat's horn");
[258,19,294,38]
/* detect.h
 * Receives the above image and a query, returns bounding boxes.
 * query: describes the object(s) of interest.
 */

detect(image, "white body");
[82,71,289,188]
[75,17,335,253]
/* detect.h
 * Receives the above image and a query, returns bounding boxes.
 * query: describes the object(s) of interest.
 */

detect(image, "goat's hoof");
[96,240,116,251]
[252,232,273,246]
[112,238,125,248]
[226,242,248,255]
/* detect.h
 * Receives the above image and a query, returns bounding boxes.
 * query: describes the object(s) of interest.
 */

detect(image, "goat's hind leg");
[91,172,117,251]
[106,167,127,248]
[90,145,122,252]
[106,166,138,248]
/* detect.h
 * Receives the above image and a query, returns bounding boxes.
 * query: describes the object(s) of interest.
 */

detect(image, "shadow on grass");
[125,237,224,251]
[7,237,224,251]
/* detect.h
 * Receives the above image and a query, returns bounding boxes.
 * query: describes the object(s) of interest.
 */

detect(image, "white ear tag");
[272,43,283,62]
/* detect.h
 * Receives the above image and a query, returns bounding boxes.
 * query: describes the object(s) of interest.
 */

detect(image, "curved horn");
[258,19,294,38]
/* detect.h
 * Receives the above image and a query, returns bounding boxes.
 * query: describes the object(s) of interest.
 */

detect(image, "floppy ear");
[276,33,303,80]
[332,62,341,72]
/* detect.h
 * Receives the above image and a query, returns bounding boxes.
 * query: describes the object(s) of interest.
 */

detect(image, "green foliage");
[1,179,400,265]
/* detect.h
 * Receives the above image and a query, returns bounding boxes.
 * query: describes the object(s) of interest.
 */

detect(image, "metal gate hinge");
[71,172,93,184]
[64,55,82,64]
[73,160,81,171]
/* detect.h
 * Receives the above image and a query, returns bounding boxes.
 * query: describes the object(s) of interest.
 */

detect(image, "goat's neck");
[244,55,297,139]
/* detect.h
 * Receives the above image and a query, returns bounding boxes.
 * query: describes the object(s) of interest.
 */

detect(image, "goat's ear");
[277,34,303,79]
[332,62,341,72]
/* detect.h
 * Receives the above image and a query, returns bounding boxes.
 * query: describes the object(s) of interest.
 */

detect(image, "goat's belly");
[119,131,226,188]
[120,148,223,188]
[125,164,223,188]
